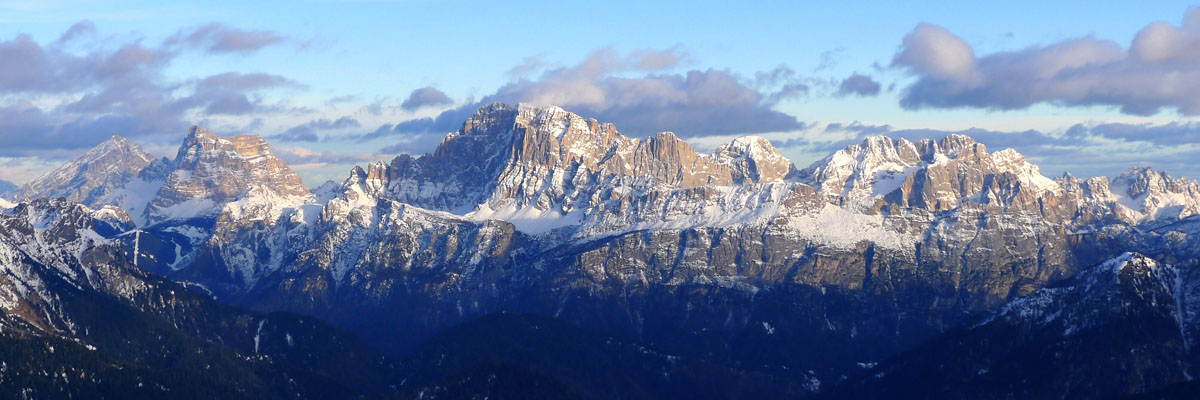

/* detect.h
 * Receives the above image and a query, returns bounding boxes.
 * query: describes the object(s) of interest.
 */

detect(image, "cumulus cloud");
[377,48,805,141]
[165,23,287,54]
[893,24,980,84]
[766,83,810,104]
[0,21,300,157]
[400,87,453,111]
[835,73,881,97]
[179,72,302,115]
[892,9,1200,115]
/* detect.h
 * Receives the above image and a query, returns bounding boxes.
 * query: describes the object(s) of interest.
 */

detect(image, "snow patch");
[153,198,217,221]
[466,202,584,234]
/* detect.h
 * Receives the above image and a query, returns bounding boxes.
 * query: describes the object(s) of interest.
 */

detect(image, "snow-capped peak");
[989,148,1060,191]
[712,136,794,183]
[1099,252,1161,276]
[1108,166,1200,222]
[796,135,923,198]
[12,135,156,206]
[797,135,1059,209]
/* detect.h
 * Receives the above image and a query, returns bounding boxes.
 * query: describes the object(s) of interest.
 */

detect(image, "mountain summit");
[146,126,311,224]
[340,103,798,232]
[12,136,155,207]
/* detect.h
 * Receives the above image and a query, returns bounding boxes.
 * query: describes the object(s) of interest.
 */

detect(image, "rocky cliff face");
[359,104,796,231]
[147,126,311,224]
[797,134,1061,214]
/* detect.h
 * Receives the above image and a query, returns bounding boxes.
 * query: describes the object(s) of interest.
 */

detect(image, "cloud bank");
[893,8,1200,115]
[376,47,807,146]
[0,21,295,157]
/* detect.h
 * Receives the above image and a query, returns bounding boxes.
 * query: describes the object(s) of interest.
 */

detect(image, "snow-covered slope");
[0,198,142,332]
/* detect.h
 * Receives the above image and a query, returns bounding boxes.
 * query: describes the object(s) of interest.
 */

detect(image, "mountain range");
[3,103,1200,399]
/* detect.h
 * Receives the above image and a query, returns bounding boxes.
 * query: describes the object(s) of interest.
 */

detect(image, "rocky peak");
[1098,253,1180,316]
[992,251,1181,339]
[712,136,794,184]
[926,133,983,159]
[344,161,392,198]
[1113,167,1195,198]
[1106,252,1162,275]
[456,102,522,138]
[626,131,715,186]
[13,135,155,207]
[176,127,278,168]
[147,126,310,223]
[370,103,796,214]
[800,134,1058,212]
[796,136,924,197]
[1108,166,1200,221]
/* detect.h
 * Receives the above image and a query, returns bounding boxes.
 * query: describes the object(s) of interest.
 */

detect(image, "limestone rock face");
[713,136,795,184]
[147,126,310,223]
[362,103,796,218]
[13,136,155,206]
[798,134,1061,214]
[1109,167,1200,222]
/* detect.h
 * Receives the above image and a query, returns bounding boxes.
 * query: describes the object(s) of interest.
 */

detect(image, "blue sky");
[3,0,1200,186]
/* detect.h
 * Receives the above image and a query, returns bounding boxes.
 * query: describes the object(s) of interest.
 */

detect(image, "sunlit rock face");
[147,126,311,224]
